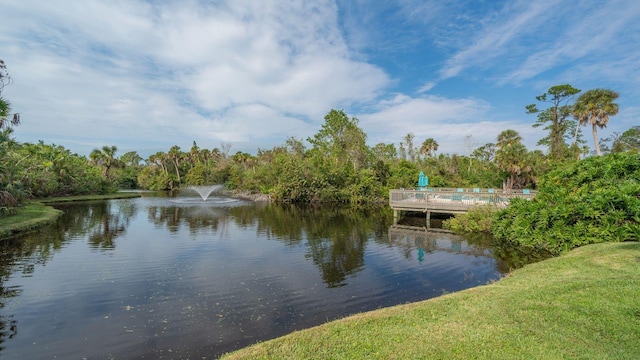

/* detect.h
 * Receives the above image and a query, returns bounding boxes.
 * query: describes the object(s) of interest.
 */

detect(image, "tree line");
[1,58,638,213]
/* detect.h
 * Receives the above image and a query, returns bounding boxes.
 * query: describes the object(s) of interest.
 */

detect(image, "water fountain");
[186,184,225,201]
[163,184,242,207]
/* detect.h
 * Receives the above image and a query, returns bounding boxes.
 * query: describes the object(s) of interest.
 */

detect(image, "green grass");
[38,192,142,204]
[0,203,63,239]
[223,242,640,359]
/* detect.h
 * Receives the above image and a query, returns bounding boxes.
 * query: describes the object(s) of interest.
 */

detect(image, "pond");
[0,192,507,359]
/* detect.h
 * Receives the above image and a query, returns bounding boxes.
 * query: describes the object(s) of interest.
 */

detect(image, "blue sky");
[1,0,638,158]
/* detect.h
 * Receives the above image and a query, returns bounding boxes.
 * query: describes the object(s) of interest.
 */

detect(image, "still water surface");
[0,193,506,359]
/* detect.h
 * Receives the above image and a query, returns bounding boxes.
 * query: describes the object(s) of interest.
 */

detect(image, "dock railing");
[389,187,536,213]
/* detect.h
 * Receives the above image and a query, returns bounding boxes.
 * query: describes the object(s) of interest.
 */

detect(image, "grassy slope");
[0,203,63,238]
[223,242,640,359]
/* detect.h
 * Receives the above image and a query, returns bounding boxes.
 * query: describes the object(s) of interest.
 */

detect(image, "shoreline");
[231,190,271,202]
[0,203,63,239]
[38,192,142,204]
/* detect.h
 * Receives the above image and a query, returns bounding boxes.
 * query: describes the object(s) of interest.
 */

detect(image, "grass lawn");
[223,242,640,359]
[38,192,142,204]
[0,203,63,239]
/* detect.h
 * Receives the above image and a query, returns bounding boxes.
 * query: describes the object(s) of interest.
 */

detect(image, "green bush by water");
[443,204,499,234]
[492,153,640,255]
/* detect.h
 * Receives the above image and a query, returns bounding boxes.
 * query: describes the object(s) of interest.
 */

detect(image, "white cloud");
[436,0,640,92]
[196,103,310,144]
[416,82,436,94]
[358,93,547,155]
[0,0,637,159]
[439,1,558,79]
[504,1,640,83]
[364,94,490,125]
[360,95,480,151]
[0,0,391,157]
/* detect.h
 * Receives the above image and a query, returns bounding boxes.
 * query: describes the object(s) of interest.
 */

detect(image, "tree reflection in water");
[0,199,138,353]
[87,201,136,250]
[145,201,392,288]
[232,204,390,288]
[0,243,20,352]
[0,218,68,352]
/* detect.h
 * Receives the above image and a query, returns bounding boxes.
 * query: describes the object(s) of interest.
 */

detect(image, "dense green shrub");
[185,163,218,186]
[492,153,640,255]
[443,205,500,234]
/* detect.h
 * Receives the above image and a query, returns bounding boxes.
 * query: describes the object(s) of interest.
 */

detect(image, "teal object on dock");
[418,171,428,188]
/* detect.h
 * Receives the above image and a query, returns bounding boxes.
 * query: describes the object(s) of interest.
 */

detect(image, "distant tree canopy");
[612,126,640,153]
[0,81,632,214]
[0,60,22,213]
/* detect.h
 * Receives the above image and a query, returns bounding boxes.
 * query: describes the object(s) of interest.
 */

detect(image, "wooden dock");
[389,187,535,225]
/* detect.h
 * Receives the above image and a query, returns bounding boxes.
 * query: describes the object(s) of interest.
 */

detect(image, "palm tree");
[167,145,183,183]
[0,60,20,130]
[496,129,522,148]
[572,89,619,156]
[0,98,20,129]
[233,151,253,171]
[148,152,168,175]
[209,147,222,166]
[495,130,529,189]
[90,145,122,179]
[404,133,416,162]
[419,138,439,158]
[189,141,200,166]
